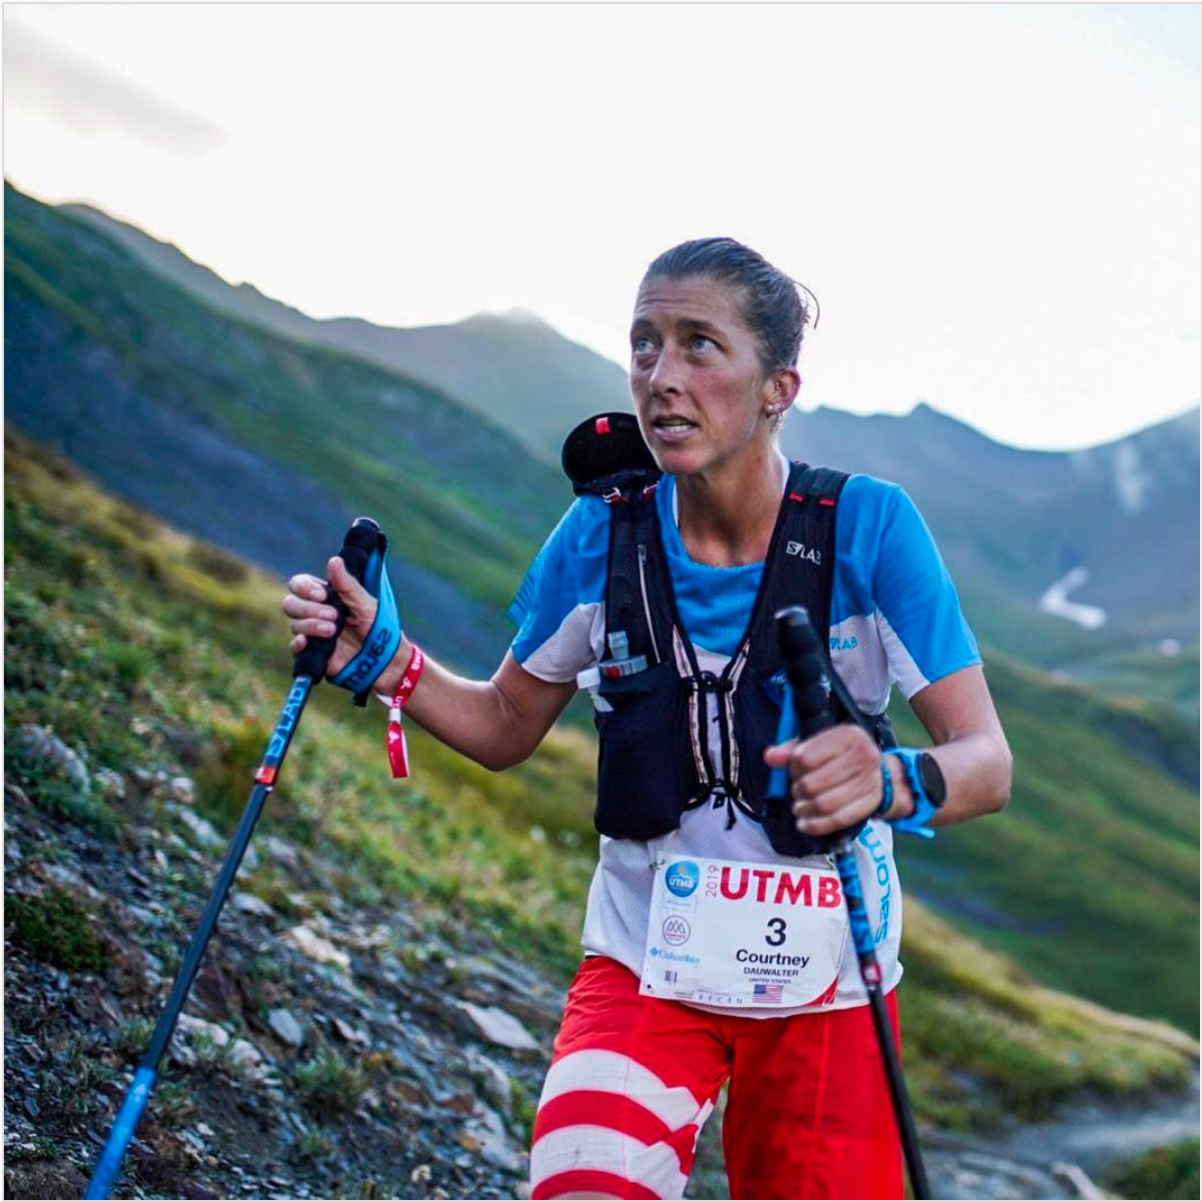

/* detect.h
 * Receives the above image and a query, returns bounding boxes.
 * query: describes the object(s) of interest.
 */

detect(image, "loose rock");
[286,924,351,971]
[267,1008,306,1048]
[13,724,90,792]
[454,1001,540,1051]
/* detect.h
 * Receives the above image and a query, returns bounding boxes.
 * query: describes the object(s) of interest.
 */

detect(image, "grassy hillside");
[66,199,633,463]
[4,428,1195,1145]
[10,181,1198,723]
[894,656,1199,1033]
[5,181,567,674]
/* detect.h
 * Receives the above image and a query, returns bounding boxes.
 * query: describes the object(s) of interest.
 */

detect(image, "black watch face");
[919,753,947,805]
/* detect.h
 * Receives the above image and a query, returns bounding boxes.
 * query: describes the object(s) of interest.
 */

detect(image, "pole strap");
[328,534,402,704]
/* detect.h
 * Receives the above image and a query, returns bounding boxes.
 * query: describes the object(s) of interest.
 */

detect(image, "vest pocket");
[594,661,691,840]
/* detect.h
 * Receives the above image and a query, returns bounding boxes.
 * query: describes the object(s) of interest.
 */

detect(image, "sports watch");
[879,748,947,839]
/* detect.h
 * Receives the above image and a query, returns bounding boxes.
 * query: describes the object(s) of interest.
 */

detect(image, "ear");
[762,367,800,418]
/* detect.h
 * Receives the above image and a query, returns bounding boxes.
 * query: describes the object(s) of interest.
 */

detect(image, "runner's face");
[629,275,780,477]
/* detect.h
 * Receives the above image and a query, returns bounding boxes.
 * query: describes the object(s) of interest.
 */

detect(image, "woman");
[282,238,1012,1200]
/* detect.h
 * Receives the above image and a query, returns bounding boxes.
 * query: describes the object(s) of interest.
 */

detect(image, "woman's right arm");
[283,556,577,772]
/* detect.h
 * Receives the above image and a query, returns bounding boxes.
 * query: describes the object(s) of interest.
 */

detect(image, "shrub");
[7,888,106,971]
[1107,1139,1200,1201]
[187,542,249,585]
[292,1047,367,1115]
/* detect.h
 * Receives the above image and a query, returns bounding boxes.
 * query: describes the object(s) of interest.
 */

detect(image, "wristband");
[882,748,940,839]
[387,644,425,779]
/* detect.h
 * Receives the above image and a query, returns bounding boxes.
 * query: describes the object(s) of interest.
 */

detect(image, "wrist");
[882,754,917,819]
[882,748,946,839]
[375,635,414,699]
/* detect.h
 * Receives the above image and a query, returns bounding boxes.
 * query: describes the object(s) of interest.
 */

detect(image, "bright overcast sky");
[4,2,1199,450]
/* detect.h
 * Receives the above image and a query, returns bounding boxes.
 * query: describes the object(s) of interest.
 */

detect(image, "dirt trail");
[925,1063,1200,1199]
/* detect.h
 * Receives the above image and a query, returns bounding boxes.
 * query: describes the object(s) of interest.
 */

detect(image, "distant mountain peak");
[465,307,549,329]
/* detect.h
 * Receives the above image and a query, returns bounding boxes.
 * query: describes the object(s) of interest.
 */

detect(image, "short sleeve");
[507,496,609,683]
[872,485,981,698]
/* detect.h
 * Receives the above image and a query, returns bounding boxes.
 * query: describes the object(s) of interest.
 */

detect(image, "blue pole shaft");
[85,675,315,1199]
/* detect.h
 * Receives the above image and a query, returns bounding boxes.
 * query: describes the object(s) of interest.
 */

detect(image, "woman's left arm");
[903,663,1012,826]
[764,663,1011,836]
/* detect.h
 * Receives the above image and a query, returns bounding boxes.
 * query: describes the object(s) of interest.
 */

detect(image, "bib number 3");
[640,855,849,1008]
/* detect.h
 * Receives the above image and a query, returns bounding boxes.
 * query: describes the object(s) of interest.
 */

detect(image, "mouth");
[650,416,698,444]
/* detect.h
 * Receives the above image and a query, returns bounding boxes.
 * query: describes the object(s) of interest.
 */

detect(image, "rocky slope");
[5,744,553,1200]
[12,731,1196,1202]
[5,429,1196,1200]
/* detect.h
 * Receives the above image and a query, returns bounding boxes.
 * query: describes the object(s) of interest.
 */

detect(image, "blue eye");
[632,336,656,355]
[689,335,714,352]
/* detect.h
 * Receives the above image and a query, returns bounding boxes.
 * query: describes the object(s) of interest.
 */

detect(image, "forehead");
[632,274,749,331]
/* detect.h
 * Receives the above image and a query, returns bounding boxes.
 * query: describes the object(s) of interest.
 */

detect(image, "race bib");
[640,856,849,1008]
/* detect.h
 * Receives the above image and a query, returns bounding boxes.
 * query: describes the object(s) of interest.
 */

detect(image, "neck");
[676,441,785,567]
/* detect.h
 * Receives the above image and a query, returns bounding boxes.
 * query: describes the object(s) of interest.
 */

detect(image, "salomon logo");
[786,541,822,564]
[342,627,396,691]
[665,861,699,897]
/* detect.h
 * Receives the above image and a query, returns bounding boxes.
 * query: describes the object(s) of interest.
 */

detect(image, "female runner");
[282,238,1012,1200]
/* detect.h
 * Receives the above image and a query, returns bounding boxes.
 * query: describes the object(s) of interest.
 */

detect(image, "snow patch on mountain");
[1039,567,1107,630]
[1113,441,1152,512]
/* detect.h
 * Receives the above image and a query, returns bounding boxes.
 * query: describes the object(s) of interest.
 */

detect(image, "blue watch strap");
[874,756,894,817]
[883,748,938,839]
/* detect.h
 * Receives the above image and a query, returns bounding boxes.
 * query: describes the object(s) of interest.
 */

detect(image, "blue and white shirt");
[509,454,981,1014]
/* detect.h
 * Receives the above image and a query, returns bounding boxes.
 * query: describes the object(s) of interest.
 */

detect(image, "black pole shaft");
[868,989,930,1197]
[831,837,931,1198]
[87,675,316,1198]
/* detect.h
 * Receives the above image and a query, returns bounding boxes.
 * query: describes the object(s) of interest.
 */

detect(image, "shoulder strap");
[604,488,673,667]
[748,464,890,737]
[746,463,848,678]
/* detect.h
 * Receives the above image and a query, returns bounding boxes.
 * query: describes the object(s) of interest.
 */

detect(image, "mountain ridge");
[9,181,1198,704]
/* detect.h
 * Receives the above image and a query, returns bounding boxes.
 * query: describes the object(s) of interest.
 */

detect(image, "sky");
[4,2,1199,451]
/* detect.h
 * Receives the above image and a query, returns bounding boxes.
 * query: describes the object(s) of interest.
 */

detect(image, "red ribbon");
[387,644,425,779]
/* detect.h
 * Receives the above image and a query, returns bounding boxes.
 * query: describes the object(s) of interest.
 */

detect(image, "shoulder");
[831,473,912,552]
[507,494,611,628]
[550,492,612,552]
[838,472,905,515]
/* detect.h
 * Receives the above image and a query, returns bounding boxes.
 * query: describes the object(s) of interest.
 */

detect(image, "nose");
[648,345,684,398]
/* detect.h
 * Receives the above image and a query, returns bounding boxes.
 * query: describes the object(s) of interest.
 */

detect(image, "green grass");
[292,1048,368,1115]
[4,428,1196,1131]
[1106,1139,1200,1200]
[7,888,106,972]
[5,181,567,620]
[893,654,1199,1033]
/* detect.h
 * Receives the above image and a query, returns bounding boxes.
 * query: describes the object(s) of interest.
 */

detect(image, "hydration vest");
[563,413,896,859]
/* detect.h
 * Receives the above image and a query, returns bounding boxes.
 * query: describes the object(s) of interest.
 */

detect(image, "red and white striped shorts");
[530,956,904,1200]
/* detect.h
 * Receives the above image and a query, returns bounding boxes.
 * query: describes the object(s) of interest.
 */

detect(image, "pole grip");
[293,517,381,681]
[776,605,836,739]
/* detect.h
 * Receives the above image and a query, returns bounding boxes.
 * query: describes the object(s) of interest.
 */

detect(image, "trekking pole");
[86,516,385,1200]
[774,605,932,1200]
